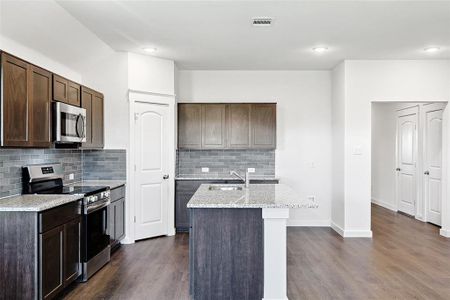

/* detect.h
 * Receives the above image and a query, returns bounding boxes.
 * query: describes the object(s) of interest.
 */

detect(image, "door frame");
[395,105,419,216]
[372,100,450,238]
[126,90,176,243]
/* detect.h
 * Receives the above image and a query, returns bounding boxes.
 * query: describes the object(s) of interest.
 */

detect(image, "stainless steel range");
[23,163,111,282]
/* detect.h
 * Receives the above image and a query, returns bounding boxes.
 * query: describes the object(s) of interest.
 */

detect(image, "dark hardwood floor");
[62,204,450,299]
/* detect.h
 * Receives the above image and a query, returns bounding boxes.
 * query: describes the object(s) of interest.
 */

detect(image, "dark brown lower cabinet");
[108,185,126,251]
[64,218,81,285]
[40,215,81,300]
[40,225,64,300]
[0,201,81,300]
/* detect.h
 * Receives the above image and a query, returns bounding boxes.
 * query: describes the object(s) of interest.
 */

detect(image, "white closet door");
[424,104,444,226]
[396,106,418,216]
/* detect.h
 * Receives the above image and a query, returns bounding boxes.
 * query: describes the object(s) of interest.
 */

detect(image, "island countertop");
[187,183,317,209]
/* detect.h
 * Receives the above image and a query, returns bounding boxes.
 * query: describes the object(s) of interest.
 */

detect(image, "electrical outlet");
[69,173,74,180]
[247,168,256,173]
[307,195,316,202]
[201,167,209,173]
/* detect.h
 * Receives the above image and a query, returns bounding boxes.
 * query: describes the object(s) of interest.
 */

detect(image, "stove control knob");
[92,195,98,202]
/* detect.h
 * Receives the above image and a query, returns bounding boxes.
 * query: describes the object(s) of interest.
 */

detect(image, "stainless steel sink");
[208,185,243,191]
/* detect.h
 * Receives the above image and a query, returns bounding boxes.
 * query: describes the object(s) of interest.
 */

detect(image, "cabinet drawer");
[111,185,125,202]
[39,201,81,233]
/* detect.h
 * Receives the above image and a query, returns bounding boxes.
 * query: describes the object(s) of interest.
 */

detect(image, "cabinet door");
[115,198,125,241]
[40,225,64,300]
[227,104,251,148]
[107,203,115,246]
[250,104,276,148]
[63,217,81,286]
[178,104,202,149]
[53,74,68,103]
[202,104,226,148]
[29,65,52,147]
[81,86,93,147]
[1,53,30,146]
[175,180,223,231]
[91,92,104,148]
[67,81,81,107]
[176,181,202,230]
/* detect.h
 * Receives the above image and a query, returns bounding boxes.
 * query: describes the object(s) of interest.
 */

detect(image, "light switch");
[69,173,74,180]
[353,145,363,155]
[201,167,209,173]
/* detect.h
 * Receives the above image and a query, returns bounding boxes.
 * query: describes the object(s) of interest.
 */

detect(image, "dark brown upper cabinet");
[178,104,202,149]
[53,74,81,107]
[29,65,52,147]
[227,104,251,148]
[177,103,276,149]
[1,52,52,147]
[81,86,104,149]
[250,104,276,149]
[201,104,227,149]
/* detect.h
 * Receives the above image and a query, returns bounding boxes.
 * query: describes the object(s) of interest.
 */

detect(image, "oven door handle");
[86,199,110,214]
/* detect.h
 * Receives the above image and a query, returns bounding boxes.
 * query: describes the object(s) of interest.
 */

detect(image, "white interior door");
[424,105,444,226]
[134,102,170,240]
[396,107,418,216]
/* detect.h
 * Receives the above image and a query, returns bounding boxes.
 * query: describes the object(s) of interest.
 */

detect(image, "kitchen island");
[187,183,315,300]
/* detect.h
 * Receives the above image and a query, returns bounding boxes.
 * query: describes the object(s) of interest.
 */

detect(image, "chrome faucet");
[230,170,250,188]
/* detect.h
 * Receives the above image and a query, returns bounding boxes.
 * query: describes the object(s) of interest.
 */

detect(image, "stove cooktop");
[37,185,108,196]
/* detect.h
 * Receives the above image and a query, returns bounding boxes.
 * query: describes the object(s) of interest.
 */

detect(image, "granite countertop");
[69,180,126,189]
[187,183,318,209]
[175,175,279,181]
[0,194,84,212]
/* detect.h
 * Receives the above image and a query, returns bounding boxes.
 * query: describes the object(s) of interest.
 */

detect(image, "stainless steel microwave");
[53,102,87,143]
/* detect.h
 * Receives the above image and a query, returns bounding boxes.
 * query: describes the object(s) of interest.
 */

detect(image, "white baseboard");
[371,198,397,212]
[167,227,176,236]
[440,228,450,237]
[331,221,372,238]
[331,221,345,236]
[287,219,331,227]
[120,236,135,244]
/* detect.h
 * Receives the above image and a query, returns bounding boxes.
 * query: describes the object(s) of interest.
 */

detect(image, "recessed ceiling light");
[143,47,157,53]
[312,46,328,53]
[424,46,441,53]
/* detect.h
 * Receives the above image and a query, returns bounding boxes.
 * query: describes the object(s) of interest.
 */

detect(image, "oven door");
[54,102,87,143]
[81,203,110,262]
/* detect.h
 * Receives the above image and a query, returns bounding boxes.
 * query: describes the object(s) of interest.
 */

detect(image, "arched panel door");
[134,102,170,240]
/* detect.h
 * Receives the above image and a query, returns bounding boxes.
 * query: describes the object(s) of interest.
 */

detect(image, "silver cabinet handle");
[396,168,401,171]
[163,174,169,180]
[424,171,430,175]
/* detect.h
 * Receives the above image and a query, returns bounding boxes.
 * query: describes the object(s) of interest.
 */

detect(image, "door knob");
[163,174,169,180]
[424,171,430,175]
[396,168,401,171]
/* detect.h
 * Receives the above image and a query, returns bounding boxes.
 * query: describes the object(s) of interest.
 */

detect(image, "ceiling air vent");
[252,17,273,27]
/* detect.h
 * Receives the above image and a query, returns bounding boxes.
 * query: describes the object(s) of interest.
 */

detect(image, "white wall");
[331,62,346,232]
[371,103,402,211]
[128,53,175,96]
[178,70,332,225]
[340,60,450,237]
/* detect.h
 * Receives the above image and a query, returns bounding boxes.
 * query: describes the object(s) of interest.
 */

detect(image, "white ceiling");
[57,1,450,70]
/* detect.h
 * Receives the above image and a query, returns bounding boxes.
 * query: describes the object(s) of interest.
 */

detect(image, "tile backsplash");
[0,148,126,198]
[177,149,275,177]
[82,149,126,180]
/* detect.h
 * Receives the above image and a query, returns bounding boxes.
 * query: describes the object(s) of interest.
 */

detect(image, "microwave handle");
[76,114,85,139]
